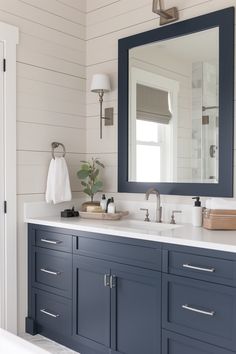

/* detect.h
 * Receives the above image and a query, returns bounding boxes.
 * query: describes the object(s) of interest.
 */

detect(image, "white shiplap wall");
[86,0,236,201]
[0,0,86,333]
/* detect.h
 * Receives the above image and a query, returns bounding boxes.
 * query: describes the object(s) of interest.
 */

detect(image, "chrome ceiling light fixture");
[152,0,179,26]
[90,74,114,139]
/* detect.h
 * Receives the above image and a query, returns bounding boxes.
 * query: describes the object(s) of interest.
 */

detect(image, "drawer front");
[33,247,72,298]
[76,236,161,271]
[162,330,232,354]
[34,289,72,337]
[35,229,73,252]
[166,250,236,286]
[162,274,236,351]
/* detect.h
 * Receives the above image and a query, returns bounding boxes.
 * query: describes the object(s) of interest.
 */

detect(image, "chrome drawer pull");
[40,238,62,245]
[182,304,215,316]
[40,309,60,318]
[40,268,61,276]
[182,264,215,273]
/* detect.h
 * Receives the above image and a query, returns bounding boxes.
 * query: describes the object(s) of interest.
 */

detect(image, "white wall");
[0,0,86,333]
[86,0,236,201]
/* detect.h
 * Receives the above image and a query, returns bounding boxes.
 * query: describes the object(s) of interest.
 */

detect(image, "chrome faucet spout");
[145,188,162,223]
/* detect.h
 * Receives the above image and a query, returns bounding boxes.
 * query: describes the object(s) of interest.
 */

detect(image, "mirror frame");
[118,7,234,197]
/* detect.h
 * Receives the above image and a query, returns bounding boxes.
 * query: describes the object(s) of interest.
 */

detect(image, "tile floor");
[22,333,79,353]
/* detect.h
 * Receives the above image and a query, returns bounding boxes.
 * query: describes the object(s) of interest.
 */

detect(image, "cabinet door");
[110,263,161,354]
[73,255,111,353]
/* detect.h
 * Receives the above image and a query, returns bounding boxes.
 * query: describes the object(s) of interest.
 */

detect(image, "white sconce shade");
[90,74,111,93]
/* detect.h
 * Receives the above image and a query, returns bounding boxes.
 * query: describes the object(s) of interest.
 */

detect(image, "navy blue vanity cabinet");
[27,223,236,354]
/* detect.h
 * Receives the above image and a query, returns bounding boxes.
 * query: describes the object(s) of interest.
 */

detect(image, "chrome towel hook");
[51,142,66,159]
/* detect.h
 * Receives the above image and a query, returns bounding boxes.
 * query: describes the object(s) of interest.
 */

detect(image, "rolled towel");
[205,198,236,210]
[46,157,72,204]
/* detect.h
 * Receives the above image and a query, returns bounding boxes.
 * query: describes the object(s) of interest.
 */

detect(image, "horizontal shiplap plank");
[17,122,86,153]
[19,0,86,26]
[58,0,86,13]
[18,91,85,116]
[18,78,85,104]
[87,0,121,13]
[0,9,85,50]
[17,47,85,78]
[0,0,84,38]
[20,32,85,66]
[17,107,86,130]
[17,62,85,91]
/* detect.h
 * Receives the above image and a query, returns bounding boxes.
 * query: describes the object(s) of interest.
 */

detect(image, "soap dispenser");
[192,196,202,227]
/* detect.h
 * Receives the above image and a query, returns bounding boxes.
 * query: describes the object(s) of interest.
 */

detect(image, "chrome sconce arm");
[91,74,114,139]
[152,0,179,25]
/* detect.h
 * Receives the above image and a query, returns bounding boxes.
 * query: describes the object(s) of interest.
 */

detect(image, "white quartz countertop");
[25,216,236,253]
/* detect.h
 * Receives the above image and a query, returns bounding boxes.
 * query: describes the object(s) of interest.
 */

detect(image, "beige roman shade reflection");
[136,84,172,124]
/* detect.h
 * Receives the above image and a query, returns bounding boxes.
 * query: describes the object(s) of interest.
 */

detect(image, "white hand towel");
[46,157,72,204]
[206,198,236,210]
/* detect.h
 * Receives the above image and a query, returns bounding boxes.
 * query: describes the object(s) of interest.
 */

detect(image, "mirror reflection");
[128,28,219,183]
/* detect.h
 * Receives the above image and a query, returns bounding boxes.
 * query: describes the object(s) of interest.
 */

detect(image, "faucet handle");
[140,208,150,222]
[170,210,182,224]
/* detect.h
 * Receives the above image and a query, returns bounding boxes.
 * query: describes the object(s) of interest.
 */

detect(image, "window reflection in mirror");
[128,28,219,184]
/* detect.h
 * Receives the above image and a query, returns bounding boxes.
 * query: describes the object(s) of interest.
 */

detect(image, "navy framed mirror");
[118,7,234,196]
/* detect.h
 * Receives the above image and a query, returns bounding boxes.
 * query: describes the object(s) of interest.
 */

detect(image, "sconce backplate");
[104,107,114,126]
[160,7,179,25]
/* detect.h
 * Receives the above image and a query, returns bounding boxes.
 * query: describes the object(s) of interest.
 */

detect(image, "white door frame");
[0,21,18,334]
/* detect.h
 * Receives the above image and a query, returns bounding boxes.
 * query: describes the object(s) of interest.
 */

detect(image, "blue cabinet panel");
[35,229,73,253]
[76,236,162,271]
[162,330,233,354]
[162,274,236,351]
[32,247,72,298]
[110,263,161,354]
[166,250,236,286]
[73,255,111,353]
[33,289,72,337]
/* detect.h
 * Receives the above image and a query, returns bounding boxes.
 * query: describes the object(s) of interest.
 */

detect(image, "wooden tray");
[203,209,236,230]
[79,210,129,221]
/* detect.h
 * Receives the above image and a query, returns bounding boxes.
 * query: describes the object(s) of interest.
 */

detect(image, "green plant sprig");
[77,158,104,201]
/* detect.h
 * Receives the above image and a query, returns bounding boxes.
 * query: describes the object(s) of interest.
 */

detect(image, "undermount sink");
[117,219,182,232]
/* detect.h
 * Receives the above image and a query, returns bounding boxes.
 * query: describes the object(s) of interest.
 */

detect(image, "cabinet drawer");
[35,229,72,252]
[76,236,161,271]
[33,247,72,298]
[162,330,232,354]
[34,289,72,337]
[165,250,236,286]
[162,274,236,351]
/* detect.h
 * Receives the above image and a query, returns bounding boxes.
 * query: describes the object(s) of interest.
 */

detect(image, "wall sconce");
[90,73,114,139]
[152,0,179,26]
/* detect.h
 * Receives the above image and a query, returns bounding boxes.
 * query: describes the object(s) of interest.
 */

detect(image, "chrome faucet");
[145,188,162,223]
